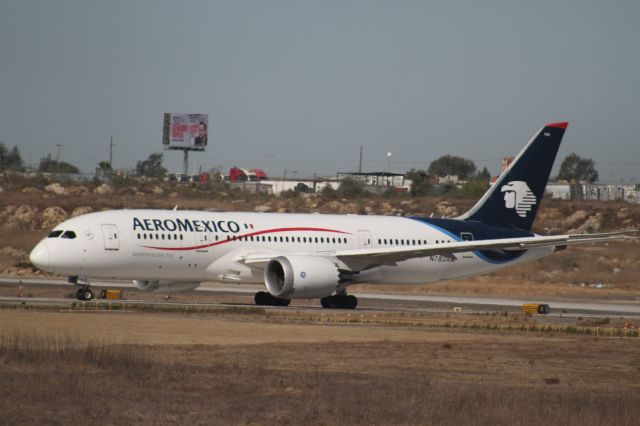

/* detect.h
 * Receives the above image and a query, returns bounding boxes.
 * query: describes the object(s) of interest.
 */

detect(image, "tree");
[336,177,367,198]
[136,153,167,179]
[38,154,79,174]
[557,153,599,200]
[405,168,430,197]
[458,179,490,198]
[0,144,25,171]
[475,167,491,181]
[428,155,476,180]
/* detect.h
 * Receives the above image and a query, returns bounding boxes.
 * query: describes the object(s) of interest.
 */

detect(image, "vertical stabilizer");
[457,122,568,231]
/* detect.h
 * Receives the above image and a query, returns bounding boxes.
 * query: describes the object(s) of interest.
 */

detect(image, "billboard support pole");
[183,150,189,175]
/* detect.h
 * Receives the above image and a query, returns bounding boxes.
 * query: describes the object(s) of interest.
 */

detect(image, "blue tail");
[458,122,568,231]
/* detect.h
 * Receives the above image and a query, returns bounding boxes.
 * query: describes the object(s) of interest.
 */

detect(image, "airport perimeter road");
[2,276,640,316]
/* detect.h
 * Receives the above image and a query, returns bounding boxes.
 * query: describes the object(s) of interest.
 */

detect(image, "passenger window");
[61,231,76,239]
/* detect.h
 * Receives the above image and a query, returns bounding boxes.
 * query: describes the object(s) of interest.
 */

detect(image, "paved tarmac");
[2,276,640,317]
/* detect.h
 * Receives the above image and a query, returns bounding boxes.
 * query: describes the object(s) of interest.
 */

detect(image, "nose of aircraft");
[30,241,50,269]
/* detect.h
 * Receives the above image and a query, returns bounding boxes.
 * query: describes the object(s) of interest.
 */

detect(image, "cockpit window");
[47,230,64,238]
[61,231,77,239]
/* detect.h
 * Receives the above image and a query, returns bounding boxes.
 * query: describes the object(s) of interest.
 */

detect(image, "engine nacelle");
[133,280,199,292]
[264,256,339,299]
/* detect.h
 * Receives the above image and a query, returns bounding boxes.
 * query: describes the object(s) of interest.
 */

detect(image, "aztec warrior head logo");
[500,181,537,218]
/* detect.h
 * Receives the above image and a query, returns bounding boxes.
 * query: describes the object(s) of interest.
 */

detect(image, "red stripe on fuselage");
[139,226,351,251]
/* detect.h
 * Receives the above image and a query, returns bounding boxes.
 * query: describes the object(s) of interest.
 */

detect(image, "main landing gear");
[69,276,94,301]
[254,291,291,307]
[320,294,358,310]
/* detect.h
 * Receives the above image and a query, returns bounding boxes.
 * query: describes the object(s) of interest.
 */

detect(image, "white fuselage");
[30,209,552,289]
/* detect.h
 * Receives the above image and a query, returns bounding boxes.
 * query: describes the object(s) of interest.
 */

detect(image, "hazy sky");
[1,0,638,182]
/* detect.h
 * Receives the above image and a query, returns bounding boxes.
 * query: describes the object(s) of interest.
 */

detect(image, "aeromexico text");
[133,217,241,234]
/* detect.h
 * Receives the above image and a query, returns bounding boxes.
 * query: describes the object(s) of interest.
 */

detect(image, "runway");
[2,276,640,317]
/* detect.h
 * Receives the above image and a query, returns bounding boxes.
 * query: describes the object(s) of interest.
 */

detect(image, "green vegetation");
[428,154,476,180]
[0,144,24,172]
[405,168,430,197]
[558,153,599,200]
[135,152,167,179]
[37,154,80,174]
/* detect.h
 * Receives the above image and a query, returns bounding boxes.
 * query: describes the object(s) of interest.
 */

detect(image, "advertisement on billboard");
[162,113,208,151]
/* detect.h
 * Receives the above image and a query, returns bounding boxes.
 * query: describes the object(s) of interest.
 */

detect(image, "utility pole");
[358,146,363,173]
[109,137,117,168]
[56,144,63,162]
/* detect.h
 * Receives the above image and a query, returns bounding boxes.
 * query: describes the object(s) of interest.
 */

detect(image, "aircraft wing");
[236,231,636,272]
[333,230,637,272]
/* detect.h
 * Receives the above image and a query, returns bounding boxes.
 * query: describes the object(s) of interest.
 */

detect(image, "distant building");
[437,175,459,185]
[337,171,406,188]
[545,182,640,203]
[262,179,339,195]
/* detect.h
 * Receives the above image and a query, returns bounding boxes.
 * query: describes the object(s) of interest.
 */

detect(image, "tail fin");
[457,122,568,231]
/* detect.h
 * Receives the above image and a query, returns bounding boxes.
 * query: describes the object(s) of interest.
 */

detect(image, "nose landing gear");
[69,276,94,301]
[75,287,94,301]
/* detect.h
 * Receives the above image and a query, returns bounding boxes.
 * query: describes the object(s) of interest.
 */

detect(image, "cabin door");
[357,230,372,249]
[101,224,119,251]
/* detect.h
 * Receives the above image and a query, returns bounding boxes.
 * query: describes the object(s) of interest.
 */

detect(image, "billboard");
[162,113,208,151]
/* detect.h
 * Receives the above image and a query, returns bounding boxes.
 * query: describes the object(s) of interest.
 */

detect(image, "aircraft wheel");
[76,288,85,300]
[254,291,269,305]
[83,288,94,301]
[321,296,334,309]
[345,295,358,309]
[321,295,357,309]
[275,297,291,307]
[255,291,291,307]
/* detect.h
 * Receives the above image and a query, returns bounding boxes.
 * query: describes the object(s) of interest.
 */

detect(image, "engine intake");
[264,256,340,299]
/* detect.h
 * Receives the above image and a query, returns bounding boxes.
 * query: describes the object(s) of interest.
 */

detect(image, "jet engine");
[264,255,340,299]
[133,280,199,292]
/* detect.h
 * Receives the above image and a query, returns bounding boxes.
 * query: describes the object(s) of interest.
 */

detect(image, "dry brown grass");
[1,310,640,425]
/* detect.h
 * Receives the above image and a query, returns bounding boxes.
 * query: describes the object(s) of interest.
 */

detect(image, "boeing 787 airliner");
[29,122,635,308]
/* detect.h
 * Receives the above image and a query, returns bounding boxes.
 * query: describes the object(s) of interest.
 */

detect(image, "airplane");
[29,122,635,308]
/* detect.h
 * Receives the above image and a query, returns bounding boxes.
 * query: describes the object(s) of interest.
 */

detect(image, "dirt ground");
[1,308,639,425]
